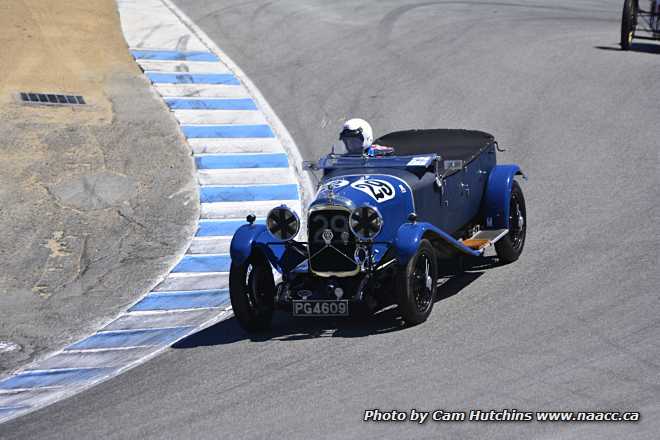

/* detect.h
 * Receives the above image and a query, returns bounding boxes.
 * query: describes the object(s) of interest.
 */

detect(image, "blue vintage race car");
[229,129,526,331]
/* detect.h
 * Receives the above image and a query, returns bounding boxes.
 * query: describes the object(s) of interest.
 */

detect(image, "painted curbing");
[0,0,312,423]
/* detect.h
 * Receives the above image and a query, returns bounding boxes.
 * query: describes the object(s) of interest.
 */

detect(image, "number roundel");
[266,206,300,241]
[350,178,396,203]
[349,205,383,240]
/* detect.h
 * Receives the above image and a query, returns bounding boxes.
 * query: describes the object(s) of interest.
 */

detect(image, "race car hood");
[311,170,416,242]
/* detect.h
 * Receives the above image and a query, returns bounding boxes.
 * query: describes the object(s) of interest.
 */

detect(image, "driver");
[339,118,394,156]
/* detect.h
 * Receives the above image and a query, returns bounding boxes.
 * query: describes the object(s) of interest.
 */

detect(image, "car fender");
[483,164,525,229]
[229,224,270,266]
[393,222,481,265]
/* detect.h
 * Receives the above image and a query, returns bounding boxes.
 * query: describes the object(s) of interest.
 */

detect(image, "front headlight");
[349,205,383,240]
[266,205,300,241]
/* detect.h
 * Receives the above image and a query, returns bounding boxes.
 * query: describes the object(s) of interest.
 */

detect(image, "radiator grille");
[308,208,358,275]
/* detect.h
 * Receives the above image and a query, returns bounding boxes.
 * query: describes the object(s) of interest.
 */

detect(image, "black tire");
[495,180,526,264]
[395,239,438,326]
[621,0,636,50]
[229,252,275,332]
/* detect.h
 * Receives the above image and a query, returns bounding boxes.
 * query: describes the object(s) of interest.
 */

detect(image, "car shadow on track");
[174,262,490,348]
[595,43,660,54]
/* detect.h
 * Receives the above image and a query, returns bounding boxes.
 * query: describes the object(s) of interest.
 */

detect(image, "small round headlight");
[349,205,383,241]
[266,205,300,241]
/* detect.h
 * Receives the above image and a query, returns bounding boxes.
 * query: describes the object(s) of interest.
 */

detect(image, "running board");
[461,229,508,251]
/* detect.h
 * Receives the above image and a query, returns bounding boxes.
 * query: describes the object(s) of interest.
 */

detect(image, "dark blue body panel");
[411,143,496,233]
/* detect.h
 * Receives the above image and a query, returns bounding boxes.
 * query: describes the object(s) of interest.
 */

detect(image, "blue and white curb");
[0,0,312,423]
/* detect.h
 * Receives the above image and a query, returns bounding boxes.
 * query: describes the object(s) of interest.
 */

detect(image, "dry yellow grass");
[0,0,138,124]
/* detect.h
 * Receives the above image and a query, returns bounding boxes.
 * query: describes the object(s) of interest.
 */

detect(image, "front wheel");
[495,180,526,263]
[621,0,636,50]
[396,239,438,326]
[229,253,275,332]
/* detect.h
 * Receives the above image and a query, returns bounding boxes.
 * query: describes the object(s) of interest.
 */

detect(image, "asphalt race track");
[3,0,658,438]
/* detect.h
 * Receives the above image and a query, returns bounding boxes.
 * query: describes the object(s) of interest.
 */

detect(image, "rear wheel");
[229,252,275,332]
[396,239,438,326]
[495,180,526,263]
[621,0,636,50]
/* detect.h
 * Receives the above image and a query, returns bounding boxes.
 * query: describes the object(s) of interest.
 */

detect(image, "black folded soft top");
[374,129,495,164]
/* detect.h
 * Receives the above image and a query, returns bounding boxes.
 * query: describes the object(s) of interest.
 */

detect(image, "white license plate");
[292,300,349,317]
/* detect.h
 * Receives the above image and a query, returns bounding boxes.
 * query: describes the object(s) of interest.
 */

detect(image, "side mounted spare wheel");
[396,239,438,326]
[229,251,275,332]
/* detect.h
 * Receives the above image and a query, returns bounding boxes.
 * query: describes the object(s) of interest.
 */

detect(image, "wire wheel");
[396,239,438,325]
[412,253,434,313]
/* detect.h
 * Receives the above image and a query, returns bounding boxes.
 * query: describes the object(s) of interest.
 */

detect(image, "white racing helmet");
[339,118,373,154]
